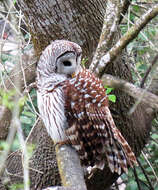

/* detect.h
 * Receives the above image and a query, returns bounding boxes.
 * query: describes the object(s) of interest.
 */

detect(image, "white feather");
[37,88,67,143]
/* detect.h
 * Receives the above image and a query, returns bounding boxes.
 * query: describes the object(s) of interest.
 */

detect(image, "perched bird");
[36,40,137,175]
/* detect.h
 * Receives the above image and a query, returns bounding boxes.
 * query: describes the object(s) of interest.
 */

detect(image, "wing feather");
[63,69,137,174]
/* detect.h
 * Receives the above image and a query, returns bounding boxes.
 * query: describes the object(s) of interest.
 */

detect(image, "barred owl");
[36,40,137,175]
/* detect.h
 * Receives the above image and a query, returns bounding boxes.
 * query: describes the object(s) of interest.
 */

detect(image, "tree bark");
[17,0,106,61]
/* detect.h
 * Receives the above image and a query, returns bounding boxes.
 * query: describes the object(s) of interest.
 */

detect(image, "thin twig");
[133,166,142,190]
[0,1,30,189]
[137,158,155,190]
[141,151,158,185]
[140,53,158,88]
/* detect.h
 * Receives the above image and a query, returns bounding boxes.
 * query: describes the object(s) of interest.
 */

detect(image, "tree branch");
[90,4,158,76]
[102,74,158,110]
[91,0,121,72]
[55,145,87,190]
[119,0,131,23]
[140,53,158,88]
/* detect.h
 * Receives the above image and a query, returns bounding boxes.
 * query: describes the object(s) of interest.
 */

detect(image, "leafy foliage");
[105,86,117,103]
[20,89,37,137]
[119,1,158,189]
[0,89,16,110]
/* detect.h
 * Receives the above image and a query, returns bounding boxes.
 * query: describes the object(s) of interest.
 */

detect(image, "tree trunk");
[17,0,106,61]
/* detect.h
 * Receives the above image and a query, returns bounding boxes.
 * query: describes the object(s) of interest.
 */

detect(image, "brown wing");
[63,69,137,174]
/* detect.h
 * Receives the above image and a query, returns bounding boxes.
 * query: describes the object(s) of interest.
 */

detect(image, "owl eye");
[63,61,72,66]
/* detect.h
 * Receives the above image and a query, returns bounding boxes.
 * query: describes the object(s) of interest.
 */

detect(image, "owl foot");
[87,166,98,179]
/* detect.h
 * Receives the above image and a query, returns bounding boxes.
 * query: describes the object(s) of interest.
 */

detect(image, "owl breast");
[37,87,67,143]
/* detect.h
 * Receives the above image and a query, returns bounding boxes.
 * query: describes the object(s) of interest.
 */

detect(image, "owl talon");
[87,166,98,179]
[54,142,59,148]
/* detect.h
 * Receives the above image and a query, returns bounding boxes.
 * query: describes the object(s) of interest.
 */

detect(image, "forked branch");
[90,4,158,76]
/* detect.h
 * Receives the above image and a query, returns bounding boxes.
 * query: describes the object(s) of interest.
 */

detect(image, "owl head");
[37,40,82,88]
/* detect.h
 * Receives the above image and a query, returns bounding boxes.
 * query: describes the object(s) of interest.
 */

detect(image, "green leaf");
[154,185,158,190]
[133,5,140,12]
[151,133,158,140]
[129,13,135,22]
[20,116,33,125]
[22,111,36,118]
[18,96,27,109]
[138,174,147,182]
[9,183,24,190]
[126,181,138,190]
[105,86,114,94]
[108,95,116,103]
[0,89,16,110]
[81,58,88,67]
[0,141,10,151]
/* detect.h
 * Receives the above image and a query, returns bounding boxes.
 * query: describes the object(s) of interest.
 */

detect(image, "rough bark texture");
[4,121,61,190]
[18,0,106,61]
[0,106,11,140]
[103,56,152,155]
[0,0,155,190]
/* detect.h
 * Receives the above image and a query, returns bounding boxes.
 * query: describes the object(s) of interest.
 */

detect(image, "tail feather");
[105,123,128,174]
[103,108,137,174]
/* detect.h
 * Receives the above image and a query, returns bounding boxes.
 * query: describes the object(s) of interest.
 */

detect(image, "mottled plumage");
[36,40,137,175]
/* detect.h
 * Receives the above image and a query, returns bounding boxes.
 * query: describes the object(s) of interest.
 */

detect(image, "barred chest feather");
[37,87,67,142]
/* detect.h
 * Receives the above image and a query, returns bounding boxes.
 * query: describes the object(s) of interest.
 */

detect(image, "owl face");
[56,51,81,76]
[37,40,82,86]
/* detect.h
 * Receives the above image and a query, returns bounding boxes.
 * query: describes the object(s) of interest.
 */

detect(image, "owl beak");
[71,72,76,78]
